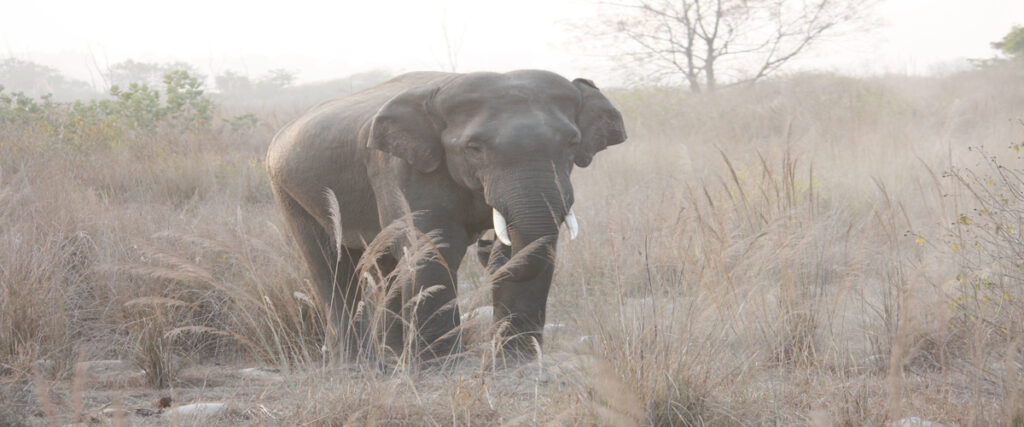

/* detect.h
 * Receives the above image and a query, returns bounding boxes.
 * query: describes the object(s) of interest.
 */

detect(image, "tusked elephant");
[266,70,626,362]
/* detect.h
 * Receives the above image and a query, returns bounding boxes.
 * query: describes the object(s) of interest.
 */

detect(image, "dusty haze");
[2,0,1023,85]
[2,1,1024,426]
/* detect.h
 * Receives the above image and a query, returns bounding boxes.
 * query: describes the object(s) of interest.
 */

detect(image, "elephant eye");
[466,142,483,153]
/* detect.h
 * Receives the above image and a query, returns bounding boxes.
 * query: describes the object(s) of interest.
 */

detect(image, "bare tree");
[593,0,874,92]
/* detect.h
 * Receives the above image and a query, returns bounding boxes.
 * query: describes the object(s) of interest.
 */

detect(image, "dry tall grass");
[2,67,1024,425]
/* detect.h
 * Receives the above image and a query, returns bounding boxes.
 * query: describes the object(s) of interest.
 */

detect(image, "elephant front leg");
[400,223,468,361]
[490,241,555,359]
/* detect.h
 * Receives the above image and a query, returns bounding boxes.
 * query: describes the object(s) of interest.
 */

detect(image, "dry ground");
[3,67,1024,425]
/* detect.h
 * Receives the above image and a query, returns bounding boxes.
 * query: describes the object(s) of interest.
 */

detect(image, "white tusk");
[493,208,512,246]
[566,208,579,240]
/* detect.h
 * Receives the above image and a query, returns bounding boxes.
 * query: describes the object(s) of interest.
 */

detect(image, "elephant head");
[367,70,626,353]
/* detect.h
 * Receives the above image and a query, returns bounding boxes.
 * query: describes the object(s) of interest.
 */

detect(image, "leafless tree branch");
[585,0,876,91]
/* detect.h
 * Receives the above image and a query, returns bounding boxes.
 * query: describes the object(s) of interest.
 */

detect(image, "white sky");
[2,0,1022,87]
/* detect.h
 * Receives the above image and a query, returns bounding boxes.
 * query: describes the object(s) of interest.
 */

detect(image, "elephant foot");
[500,331,543,358]
[413,325,464,363]
[486,339,543,371]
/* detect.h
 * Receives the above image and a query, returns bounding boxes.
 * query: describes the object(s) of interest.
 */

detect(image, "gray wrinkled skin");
[266,70,626,361]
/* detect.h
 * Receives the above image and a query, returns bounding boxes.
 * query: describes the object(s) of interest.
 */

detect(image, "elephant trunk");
[483,162,572,356]
[484,163,573,282]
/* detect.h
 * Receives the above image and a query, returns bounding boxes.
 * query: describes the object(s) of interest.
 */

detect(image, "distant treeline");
[0,58,391,107]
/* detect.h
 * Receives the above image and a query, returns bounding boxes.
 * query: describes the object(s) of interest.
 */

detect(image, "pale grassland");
[2,67,1024,425]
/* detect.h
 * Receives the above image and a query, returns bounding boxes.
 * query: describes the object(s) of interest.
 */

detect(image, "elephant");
[266,69,626,362]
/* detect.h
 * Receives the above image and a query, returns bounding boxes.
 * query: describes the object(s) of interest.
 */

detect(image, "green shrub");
[0,68,222,149]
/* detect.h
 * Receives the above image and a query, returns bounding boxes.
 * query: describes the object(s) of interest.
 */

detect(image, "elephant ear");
[368,85,444,173]
[572,78,627,168]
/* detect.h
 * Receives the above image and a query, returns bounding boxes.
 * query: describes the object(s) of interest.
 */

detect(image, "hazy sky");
[2,0,1022,87]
